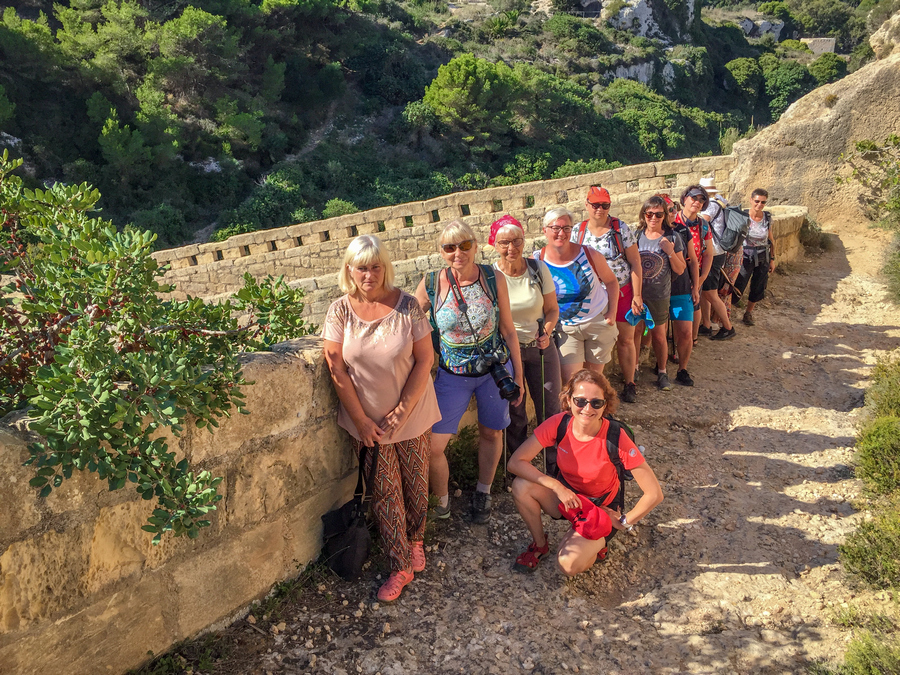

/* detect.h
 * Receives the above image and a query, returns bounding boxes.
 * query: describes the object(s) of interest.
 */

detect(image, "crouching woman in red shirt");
[507,369,663,575]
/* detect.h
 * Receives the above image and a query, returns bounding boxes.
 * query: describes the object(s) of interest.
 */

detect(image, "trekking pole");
[537,318,547,475]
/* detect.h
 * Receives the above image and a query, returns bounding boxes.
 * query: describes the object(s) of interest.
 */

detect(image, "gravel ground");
[187,221,900,675]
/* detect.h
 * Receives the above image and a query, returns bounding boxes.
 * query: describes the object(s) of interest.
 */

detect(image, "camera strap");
[446,268,493,361]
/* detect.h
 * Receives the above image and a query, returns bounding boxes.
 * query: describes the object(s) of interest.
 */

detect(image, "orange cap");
[587,186,610,203]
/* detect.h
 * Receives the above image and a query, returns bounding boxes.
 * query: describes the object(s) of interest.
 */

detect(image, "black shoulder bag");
[320,443,380,580]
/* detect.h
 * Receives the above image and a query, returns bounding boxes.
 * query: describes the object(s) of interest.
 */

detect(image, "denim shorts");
[432,368,511,434]
[669,293,694,322]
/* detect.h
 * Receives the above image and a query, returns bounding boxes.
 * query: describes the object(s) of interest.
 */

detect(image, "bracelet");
[619,514,634,532]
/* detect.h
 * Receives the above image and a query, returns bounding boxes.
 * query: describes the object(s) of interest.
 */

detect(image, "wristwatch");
[619,514,634,532]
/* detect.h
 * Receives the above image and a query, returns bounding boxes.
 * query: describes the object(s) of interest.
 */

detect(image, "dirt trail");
[221,221,899,674]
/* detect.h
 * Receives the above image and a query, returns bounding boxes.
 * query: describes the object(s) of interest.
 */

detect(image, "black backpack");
[545,413,638,485]
[708,199,751,254]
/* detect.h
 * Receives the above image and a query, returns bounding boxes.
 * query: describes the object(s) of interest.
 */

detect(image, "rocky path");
[215,222,899,674]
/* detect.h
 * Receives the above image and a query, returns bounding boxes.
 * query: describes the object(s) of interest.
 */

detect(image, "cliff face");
[730,13,900,224]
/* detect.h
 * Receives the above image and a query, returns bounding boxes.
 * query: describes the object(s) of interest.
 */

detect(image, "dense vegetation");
[0,0,893,247]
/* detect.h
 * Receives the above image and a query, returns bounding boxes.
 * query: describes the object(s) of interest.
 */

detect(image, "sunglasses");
[687,194,706,202]
[645,211,665,219]
[588,202,611,210]
[496,238,524,249]
[668,206,677,213]
[573,396,606,409]
[753,199,768,205]
[441,239,475,253]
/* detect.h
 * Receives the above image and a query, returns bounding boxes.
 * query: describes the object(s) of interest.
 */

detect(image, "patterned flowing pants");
[353,431,431,572]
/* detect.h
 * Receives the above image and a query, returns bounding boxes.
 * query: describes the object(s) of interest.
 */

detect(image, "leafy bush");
[0,153,316,541]
[855,417,900,495]
[321,198,359,219]
[551,158,622,179]
[839,499,900,589]
[866,354,900,419]
[843,630,900,674]
[759,53,816,120]
[809,52,847,86]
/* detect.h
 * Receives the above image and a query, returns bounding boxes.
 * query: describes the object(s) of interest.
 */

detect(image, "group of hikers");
[322,180,777,602]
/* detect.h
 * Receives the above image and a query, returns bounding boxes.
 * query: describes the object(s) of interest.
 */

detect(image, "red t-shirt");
[534,413,645,503]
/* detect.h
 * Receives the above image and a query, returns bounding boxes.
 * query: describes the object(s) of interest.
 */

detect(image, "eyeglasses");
[645,211,665,219]
[668,207,677,214]
[587,202,611,210]
[496,238,524,249]
[572,396,606,410]
[545,225,573,234]
[753,198,768,205]
[441,239,475,253]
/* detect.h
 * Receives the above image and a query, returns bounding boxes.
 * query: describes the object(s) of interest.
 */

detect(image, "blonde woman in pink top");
[323,235,441,603]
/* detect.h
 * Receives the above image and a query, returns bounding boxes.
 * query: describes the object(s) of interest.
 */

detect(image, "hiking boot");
[710,326,736,340]
[377,569,414,603]
[675,369,694,386]
[471,491,492,524]
[657,371,672,391]
[697,325,713,336]
[431,502,451,520]
[410,541,426,573]
[742,311,755,326]
[622,382,637,403]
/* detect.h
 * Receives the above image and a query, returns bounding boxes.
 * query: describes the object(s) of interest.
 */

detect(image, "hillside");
[0,0,894,247]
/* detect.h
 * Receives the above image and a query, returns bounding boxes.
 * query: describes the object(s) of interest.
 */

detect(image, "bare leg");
[510,477,562,548]
[673,320,693,371]
[616,321,637,385]
[429,432,453,498]
[703,289,733,330]
[477,425,502,487]
[560,361,583,385]
[745,300,757,313]
[650,324,668,372]
[700,295,712,329]
[557,528,608,576]
[585,361,604,376]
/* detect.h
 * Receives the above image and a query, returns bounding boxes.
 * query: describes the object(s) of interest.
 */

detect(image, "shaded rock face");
[729,51,900,223]
[870,10,900,59]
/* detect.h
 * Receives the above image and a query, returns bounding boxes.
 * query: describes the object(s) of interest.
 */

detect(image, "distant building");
[801,38,837,54]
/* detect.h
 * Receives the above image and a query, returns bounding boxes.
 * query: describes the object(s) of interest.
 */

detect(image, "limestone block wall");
[0,337,352,675]
[153,156,738,301]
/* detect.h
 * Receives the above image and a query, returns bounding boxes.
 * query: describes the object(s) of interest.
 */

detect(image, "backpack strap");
[525,257,544,294]
[609,216,624,258]
[479,264,498,304]
[604,418,632,483]
[543,412,571,479]
[577,220,588,245]
[424,271,442,355]
[582,245,603,282]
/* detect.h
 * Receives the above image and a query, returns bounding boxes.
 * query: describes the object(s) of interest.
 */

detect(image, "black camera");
[473,352,520,401]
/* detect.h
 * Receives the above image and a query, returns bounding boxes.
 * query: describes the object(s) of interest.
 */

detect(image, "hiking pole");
[537,318,547,475]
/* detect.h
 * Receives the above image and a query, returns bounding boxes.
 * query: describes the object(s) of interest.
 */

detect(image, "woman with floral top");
[323,235,441,603]
[571,186,643,404]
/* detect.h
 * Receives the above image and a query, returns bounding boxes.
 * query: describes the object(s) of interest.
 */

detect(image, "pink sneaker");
[377,569,414,603]
[410,541,426,573]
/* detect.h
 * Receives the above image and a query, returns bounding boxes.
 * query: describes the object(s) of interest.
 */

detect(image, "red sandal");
[596,546,609,563]
[513,535,550,573]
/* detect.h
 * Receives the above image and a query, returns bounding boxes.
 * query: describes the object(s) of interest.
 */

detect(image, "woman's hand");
[601,506,625,530]
[603,311,616,326]
[553,482,580,511]
[691,287,700,305]
[379,404,408,437]
[356,416,385,447]
[659,237,675,256]
[769,259,776,273]
[513,374,525,407]
[631,294,643,315]
[535,331,552,350]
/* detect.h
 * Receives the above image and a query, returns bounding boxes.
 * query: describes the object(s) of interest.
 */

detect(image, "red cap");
[587,186,611,203]
[488,215,524,246]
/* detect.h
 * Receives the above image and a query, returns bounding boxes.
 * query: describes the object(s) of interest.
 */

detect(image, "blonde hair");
[338,235,395,294]
[542,207,574,229]
[439,220,478,247]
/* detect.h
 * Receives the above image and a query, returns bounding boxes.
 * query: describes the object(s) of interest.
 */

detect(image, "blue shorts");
[669,293,694,322]
[432,368,511,434]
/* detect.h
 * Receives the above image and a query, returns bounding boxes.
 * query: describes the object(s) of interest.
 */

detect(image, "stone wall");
[152,156,738,301]
[0,337,353,675]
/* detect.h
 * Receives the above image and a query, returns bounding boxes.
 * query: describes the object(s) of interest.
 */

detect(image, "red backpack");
[577,217,625,258]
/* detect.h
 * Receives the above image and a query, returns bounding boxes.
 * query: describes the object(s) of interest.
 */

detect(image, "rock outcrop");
[870,9,900,59]
[730,39,900,224]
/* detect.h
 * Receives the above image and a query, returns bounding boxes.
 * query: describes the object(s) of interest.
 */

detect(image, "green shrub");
[321,198,359,219]
[867,353,900,419]
[885,238,900,304]
[809,52,848,87]
[551,158,622,179]
[843,630,900,674]
[839,499,900,589]
[855,417,900,495]
[446,425,506,491]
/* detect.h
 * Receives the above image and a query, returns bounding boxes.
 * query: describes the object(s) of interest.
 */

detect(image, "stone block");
[639,176,666,191]
[613,164,656,183]
[0,524,92,632]
[0,431,42,546]
[0,572,173,675]
[283,472,357,568]
[171,520,285,638]
[653,158,693,176]
[692,156,728,175]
